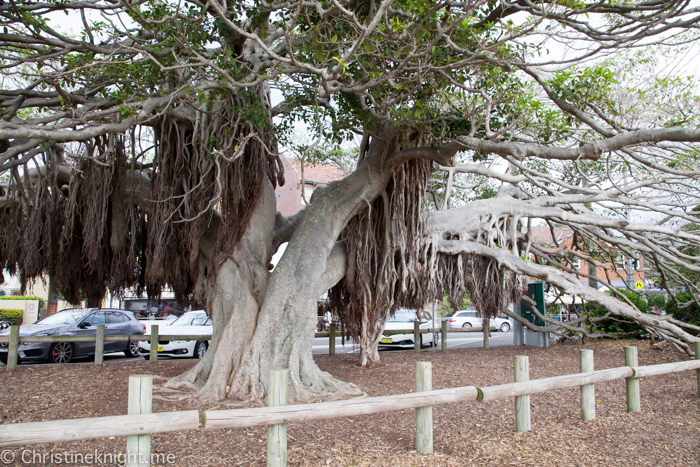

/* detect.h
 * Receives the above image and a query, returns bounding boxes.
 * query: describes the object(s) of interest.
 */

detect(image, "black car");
[0,308,145,364]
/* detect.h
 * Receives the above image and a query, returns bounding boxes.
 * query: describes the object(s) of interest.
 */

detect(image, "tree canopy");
[1,0,700,399]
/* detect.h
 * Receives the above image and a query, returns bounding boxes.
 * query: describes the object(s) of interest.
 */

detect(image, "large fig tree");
[1,0,700,402]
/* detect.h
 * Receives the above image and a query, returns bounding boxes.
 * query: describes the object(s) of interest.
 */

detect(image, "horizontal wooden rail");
[477,366,633,402]
[0,334,212,344]
[203,385,479,430]
[0,326,489,344]
[632,359,700,378]
[0,411,200,447]
[366,327,488,336]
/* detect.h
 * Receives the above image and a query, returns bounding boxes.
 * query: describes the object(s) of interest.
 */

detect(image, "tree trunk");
[359,312,389,367]
[482,317,491,349]
[167,131,458,402]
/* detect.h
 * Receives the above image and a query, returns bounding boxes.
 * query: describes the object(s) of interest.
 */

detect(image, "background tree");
[1,0,700,402]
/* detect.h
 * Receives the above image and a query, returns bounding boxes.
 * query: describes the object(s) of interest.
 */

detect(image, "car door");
[74,311,106,356]
[105,311,129,352]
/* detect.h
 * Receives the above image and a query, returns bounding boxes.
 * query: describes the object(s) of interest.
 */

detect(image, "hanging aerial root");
[329,158,432,364]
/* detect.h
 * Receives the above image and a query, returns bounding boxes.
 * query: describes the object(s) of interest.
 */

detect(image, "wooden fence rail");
[0,325,486,344]
[1,323,493,368]
[1,349,700,467]
[0,411,200,447]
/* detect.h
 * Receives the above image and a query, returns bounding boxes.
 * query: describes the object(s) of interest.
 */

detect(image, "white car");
[446,309,512,332]
[379,309,439,349]
[138,311,212,359]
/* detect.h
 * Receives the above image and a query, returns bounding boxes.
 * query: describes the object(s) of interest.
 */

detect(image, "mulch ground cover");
[1,338,699,466]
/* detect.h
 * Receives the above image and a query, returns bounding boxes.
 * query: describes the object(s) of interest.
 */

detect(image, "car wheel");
[49,342,73,364]
[500,322,511,333]
[462,322,472,328]
[194,341,208,359]
[0,354,7,365]
[416,334,423,349]
[125,340,141,358]
[432,333,439,347]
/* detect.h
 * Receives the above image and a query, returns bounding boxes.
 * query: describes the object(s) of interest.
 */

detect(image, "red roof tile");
[527,226,574,246]
[292,163,345,185]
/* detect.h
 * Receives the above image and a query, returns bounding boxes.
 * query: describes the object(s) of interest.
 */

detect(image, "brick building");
[274,158,346,216]
[527,226,645,289]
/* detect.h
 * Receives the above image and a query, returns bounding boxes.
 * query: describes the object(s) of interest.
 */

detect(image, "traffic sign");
[635,281,644,290]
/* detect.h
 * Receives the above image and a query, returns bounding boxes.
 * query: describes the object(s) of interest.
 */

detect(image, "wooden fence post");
[127,375,152,467]
[267,369,289,467]
[624,346,640,412]
[414,321,420,353]
[514,355,530,432]
[441,319,447,351]
[696,341,700,398]
[329,323,336,356]
[415,362,433,453]
[580,349,595,421]
[6,325,19,371]
[95,324,105,366]
[149,325,158,363]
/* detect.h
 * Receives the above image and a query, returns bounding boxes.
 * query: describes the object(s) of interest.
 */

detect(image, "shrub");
[0,308,23,325]
[0,296,41,300]
[664,293,700,326]
[585,289,648,336]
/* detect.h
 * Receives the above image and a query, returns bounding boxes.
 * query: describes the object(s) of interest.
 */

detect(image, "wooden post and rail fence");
[0,322,495,369]
[1,345,700,467]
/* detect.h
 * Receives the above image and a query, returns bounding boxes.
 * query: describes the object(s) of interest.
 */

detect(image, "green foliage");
[438,294,469,317]
[0,296,41,300]
[585,289,648,336]
[0,308,23,325]
[664,293,700,326]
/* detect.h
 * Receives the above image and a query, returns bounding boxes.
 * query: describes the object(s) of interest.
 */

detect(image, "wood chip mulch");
[1,339,699,466]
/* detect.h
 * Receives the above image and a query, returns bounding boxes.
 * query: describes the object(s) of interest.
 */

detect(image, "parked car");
[379,309,439,349]
[138,310,212,359]
[446,309,512,332]
[0,308,145,364]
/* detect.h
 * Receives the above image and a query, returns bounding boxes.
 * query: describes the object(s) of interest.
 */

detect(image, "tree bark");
[168,129,458,402]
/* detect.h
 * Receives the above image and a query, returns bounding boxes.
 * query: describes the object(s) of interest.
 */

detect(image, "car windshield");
[171,313,208,326]
[388,310,417,323]
[35,309,88,325]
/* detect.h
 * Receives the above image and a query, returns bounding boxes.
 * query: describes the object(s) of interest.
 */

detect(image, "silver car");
[446,309,512,332]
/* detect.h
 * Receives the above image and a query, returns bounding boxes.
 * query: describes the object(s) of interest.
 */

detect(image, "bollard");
[580,349,595,421]
[329,323,336,356]
[127,375,152,467]
[95,324,105,366]
[696,342,700,398]
[414,321,421,353]
[441,319,447,351]
[6,325,19,371]
[267,369,289,467]
[624,346,640,412]
[149,325,158,363]
[415,362,433,453]
[514,355,530,432]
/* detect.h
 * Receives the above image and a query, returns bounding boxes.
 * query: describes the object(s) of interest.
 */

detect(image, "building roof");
[527,226,574,246]
[292,163,345,185]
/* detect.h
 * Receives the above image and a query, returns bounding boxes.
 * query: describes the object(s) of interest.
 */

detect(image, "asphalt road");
[311,331,513,355]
